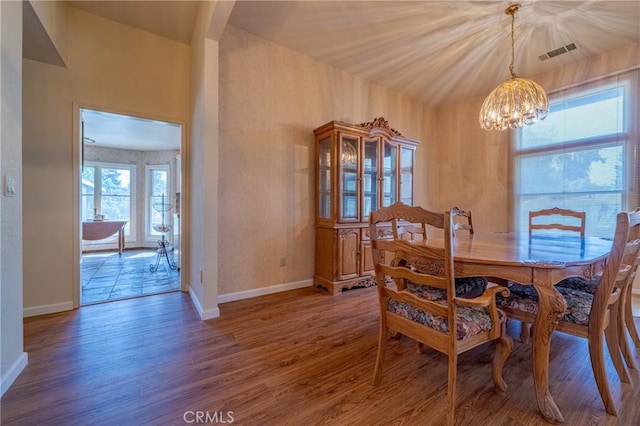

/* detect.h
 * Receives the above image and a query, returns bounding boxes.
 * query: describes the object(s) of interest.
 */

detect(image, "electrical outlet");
[280,257,287,267]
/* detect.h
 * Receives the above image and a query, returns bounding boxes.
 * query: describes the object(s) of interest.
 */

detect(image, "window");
[82,162,135,237]
[514,70,639,238]
[146,165,170,239]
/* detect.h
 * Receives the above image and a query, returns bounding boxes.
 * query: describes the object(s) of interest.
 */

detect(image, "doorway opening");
[79,107,183,305]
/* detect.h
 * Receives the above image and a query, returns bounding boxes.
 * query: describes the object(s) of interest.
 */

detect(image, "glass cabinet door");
[362,138,379,220]
[340,135,359,220]
[400,147,414,205]
[382,142,397,207]
[317,137,332,219]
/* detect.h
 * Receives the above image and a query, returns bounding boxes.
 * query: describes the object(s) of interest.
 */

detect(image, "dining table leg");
[118,227,124,256]
[532,270,567,424]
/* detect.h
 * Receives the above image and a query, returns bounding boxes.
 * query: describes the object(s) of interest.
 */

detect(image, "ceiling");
[68,1,200,44]
[67,1,640,149]
[81,109,182,152]
[226,1,639,106]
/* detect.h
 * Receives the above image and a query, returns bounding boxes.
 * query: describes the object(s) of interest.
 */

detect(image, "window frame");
[513,70,639,237]
[145,164,171,242]
[82,161,137,244]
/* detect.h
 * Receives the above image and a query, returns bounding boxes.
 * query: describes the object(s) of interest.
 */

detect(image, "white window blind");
[514,69,639,238]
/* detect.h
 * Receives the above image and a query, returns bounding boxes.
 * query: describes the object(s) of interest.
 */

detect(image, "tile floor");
[81,248,180,305]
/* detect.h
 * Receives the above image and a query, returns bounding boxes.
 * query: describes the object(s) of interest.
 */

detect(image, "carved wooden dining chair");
[369,202,513,426]
[548,208,640,369]
[529,207,586,237]
[394,205,488,298]
[397,206,474,239]
[572,209,640,371]
[395,220,427,241]
[621,207,640,351]
[451,206,474,235]
[449,206,501,296]
[394,206,473,241]
[498,211,638,416]
[516,207,588,341]
[618,209,640,369]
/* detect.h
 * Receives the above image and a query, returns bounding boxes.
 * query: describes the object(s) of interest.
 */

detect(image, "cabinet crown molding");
[357,117,403,137]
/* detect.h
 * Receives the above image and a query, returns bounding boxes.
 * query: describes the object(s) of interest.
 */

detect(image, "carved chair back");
[451,206,474,235]
[394,206,473,242]
[529,207,586,237]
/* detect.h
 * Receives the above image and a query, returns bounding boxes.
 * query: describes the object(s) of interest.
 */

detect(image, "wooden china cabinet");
[313,117,419,295]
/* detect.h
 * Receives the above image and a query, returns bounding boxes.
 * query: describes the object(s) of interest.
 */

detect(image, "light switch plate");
[4,176,16,197]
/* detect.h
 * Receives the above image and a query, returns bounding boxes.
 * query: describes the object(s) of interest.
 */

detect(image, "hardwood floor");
[2,287,639,425]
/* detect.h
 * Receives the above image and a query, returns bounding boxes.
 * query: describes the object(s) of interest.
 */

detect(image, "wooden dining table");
[406,231,612,423]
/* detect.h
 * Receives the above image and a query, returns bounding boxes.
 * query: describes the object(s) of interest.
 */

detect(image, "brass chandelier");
[479,4,548,131]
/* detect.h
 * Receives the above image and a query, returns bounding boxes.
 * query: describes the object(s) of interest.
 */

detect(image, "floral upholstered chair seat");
[556,276,599,294]
[497,282,595,326]
[454,276,488,298]
[388,282,507,340]
[397,257,489,299]
[507,276,599,295]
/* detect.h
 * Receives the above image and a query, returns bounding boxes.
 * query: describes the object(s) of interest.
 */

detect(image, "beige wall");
[1,0,27,396]
[23,57,73,314]
[188,4,207,312]
[217,25,433,295]
[188,0,232,319]
[22,7,190,314]
[432,42,640,235]
[433,99,510,233]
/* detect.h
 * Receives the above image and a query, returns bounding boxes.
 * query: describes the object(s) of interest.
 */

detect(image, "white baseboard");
[201,307,220,320]
[23,301,74,318]
[188,287,220,320]
[1,352,28,397]
[218,279,313,304]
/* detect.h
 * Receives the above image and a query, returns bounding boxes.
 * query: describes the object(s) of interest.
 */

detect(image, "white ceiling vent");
[538,43,578,61]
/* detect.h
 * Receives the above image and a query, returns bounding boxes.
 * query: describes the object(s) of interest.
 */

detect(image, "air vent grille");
[539,43,578,61]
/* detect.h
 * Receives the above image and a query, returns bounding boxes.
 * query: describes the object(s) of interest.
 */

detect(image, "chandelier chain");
[479,3,548,130]
[509,8,515,78]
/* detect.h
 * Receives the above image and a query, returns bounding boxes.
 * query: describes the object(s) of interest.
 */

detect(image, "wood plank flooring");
[2,287,639,425]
